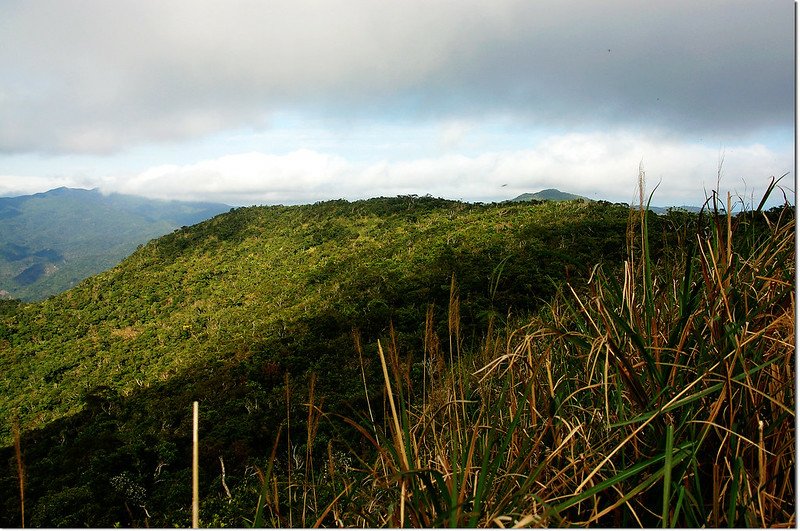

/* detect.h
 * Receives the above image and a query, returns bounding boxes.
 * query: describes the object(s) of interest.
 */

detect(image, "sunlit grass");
[251,180,794,527]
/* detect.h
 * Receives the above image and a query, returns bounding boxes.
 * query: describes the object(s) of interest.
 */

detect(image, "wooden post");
[192,401,199,528]
[13,418,25,528]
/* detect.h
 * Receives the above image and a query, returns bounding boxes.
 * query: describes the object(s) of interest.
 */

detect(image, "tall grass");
[250,183,794,527]
[534,181,795,526]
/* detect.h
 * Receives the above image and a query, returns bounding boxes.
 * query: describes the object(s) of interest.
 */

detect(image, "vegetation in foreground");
[241,183,795,527]
[0,182,794,527]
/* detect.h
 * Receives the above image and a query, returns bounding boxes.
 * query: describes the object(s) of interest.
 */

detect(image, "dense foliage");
[0,192,792,527]
[0,196,636,526]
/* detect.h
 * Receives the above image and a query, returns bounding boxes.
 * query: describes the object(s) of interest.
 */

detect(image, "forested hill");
[0,195,661,526]
[0,187,230,301]
[510,188,590,202]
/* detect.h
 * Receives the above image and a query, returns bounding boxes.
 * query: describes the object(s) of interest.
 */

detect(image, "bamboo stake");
[13,417,24,528]
[286,372,293,528]
[192,401,199,529]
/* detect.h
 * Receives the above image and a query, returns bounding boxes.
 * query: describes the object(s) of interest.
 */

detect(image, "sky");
[0,0,795,207]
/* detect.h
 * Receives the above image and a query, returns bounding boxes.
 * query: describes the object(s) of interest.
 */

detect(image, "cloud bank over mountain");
[95,133,789,206]
[0,1,793,206]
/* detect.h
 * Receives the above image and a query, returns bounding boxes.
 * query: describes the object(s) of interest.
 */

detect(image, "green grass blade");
[727,457,743,527]
[670,485,686,527]
[662,423,674,527]
[610,356,777,428]
[550,442,691,516]
[467,384,524,526]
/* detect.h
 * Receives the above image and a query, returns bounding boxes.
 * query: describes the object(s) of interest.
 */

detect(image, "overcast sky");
[0,0,794,207]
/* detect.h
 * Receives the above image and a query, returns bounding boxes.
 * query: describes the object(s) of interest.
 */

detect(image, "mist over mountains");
[0,187,229,301]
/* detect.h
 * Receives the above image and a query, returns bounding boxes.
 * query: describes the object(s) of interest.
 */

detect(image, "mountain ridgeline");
[0,195,658,526]
[0,187,230,301]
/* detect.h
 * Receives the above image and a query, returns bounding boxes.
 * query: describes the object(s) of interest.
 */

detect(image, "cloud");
[103,150,350,204]
[437,121,476,152]
[0,0,792,154]
[0,174,95,197]
[65,132,790,207]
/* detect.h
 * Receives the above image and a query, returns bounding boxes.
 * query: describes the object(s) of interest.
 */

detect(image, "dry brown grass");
[249,183,794,527]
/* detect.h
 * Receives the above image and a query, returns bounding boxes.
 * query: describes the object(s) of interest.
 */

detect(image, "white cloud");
[102,150,350,204]
[57,132,790,207]
[437,121,476,153]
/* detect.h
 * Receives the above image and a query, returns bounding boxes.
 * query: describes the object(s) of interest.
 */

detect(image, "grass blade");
[662,423,674,527]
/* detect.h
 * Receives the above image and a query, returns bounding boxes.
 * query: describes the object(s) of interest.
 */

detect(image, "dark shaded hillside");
[0,187,229,301]
[0,196,670,526]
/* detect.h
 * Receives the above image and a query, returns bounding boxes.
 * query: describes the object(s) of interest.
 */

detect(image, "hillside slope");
[0,187,229,301]
[0,196,650,526]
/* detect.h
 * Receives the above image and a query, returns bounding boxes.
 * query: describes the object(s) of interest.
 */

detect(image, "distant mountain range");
[0,187,229,301]
[646,205,702,214]
[509,188,701,213]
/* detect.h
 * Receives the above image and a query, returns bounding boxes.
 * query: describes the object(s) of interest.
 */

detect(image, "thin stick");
[13,417,24,528]
[286,372,293,528]
[192,401,199,529]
